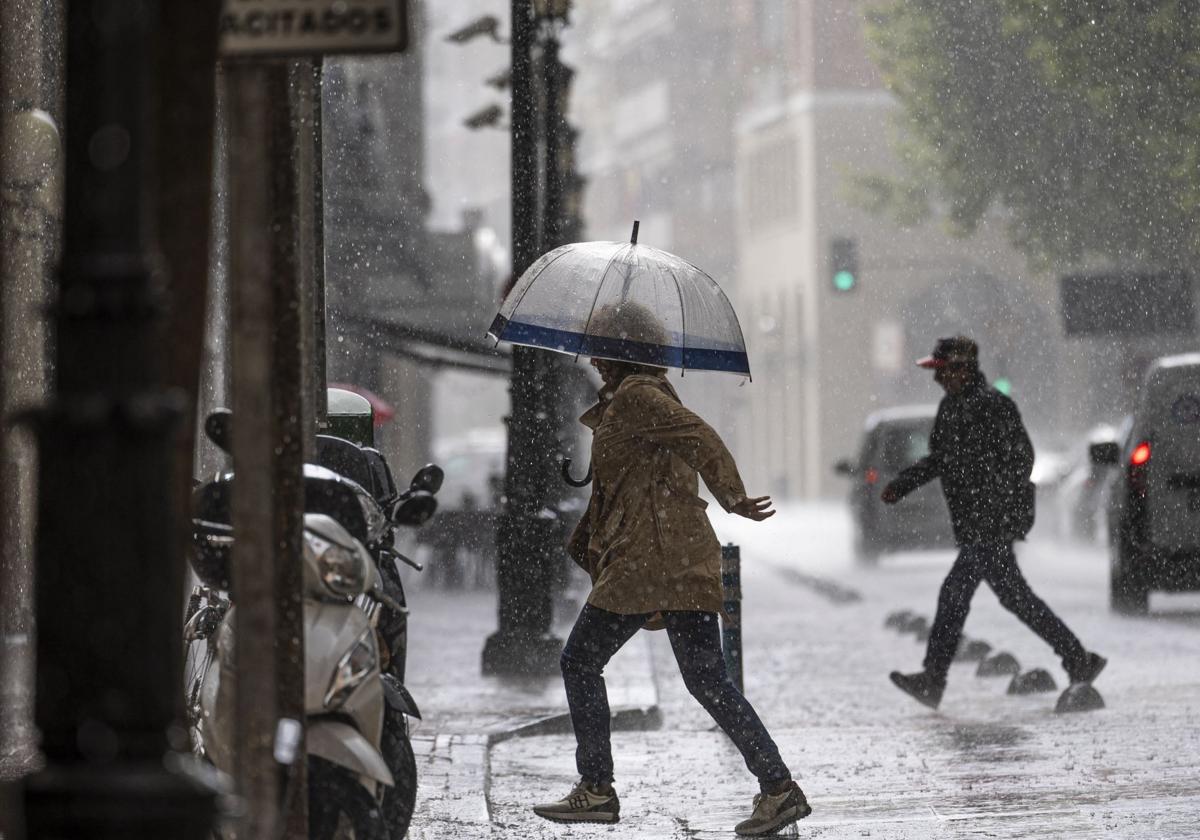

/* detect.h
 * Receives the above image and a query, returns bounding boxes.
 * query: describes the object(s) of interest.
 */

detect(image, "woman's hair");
[588,300,667,346]
[596,358,666,378]
[588,301,669,378]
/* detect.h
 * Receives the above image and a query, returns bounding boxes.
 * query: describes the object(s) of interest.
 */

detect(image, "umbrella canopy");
[488,223,750,377]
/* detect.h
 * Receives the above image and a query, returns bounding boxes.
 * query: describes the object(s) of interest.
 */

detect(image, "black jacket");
[890,373,1036,544]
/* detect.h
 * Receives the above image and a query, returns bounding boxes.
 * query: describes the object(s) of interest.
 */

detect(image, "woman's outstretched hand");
[731,495,775,521]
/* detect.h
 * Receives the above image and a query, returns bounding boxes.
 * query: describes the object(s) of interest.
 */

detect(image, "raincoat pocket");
[596,502,627,545]
[657,477,709,513]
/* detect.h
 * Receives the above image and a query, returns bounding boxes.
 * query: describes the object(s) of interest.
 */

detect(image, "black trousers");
[924,541,1087,682]
[560,604,790,789]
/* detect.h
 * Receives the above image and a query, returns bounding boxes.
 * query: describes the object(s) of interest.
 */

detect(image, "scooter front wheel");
[308,755,388,840]
[380,706,418,838]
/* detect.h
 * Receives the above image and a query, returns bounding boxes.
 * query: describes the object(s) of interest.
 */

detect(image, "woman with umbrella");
[490,226,810,836]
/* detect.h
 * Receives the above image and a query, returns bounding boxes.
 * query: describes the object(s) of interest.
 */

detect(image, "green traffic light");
[994,377,1012,395]
[833,270,856,292]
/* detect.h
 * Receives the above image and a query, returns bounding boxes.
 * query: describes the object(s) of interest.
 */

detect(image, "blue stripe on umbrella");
[489,315,751,375]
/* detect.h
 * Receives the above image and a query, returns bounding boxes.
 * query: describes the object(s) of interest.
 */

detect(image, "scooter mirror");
[390,491,438,526]
[409,464,444,495]
[205,409,233,454]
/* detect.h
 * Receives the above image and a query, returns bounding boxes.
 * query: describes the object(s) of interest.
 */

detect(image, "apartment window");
[611,0,657,18]
[745,137,798,227]
[754,0,794,52]
[613,80,670,143]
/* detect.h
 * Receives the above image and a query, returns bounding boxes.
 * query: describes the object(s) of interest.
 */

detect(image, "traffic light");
[993,376,1012,395]
[830,236,858,293]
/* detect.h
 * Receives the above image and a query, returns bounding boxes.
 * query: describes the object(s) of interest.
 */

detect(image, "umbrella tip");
[630,220,640,245]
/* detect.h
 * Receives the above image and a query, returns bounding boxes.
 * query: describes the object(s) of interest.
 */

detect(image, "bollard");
[721,543,744,693]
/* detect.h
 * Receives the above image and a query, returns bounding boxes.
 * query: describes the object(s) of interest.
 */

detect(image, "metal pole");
[157,0,223,634]
[291,56,325,455]
[538,19,586,599]
[196,67,232,479]
[721,543,744,694]
[23,1,218,836]
[541,32,565,251]
[0,0,62,795]
[483,0,565,676]
[311,59,329,432]
[226,58,308,840]
[287,51,323,835]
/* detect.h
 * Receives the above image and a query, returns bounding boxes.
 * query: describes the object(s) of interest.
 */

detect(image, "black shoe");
[890,670,945,709]
[1067,652,1107,685]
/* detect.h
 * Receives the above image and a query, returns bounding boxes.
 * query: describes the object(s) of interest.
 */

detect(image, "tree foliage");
[862,0,1200,268]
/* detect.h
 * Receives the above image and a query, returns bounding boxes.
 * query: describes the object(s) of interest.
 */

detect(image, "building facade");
[322,2,509,475]
[732,0,1070,498]
[568,0,746,440]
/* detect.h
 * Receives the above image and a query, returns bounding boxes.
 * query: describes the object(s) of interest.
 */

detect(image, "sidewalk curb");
[767,562,863,605]
[485,703,664,746]
[480,632,662,820]
[407,632,662,836]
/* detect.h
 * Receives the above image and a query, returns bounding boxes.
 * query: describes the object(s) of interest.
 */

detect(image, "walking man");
[882,336,1106,709]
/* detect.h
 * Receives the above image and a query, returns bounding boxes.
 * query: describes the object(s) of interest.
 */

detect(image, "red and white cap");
[916,336,979,369]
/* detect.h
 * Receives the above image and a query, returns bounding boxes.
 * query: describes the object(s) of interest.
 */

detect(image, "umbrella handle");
[561,457,593,487]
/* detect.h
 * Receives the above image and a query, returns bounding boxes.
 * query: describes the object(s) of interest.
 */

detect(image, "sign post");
[218,5,407,837]
[721,544,744,694]
[220,0,408,57]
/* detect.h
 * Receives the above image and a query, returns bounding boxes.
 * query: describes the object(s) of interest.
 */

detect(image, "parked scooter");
[314,387,442,686]
[314,431,443,686]
[185,410,429,838]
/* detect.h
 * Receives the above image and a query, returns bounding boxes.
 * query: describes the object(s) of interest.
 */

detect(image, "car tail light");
[864,467,879,485]
[1129,440,1151,499]
[1130,442,1151,466]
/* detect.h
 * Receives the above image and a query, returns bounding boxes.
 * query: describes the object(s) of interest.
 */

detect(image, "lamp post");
[479,0,581,676]
[447,1,584,676]
[0,3,61,781]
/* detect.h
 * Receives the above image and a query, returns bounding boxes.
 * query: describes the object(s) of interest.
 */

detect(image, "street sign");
[219,0,407,58]
[1060,271,1195,336]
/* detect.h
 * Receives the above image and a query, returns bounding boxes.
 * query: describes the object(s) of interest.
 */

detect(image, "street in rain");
[1,1,1198,839]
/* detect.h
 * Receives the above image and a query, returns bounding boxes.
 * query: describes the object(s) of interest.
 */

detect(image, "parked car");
[434,429,506,512]
[418,430,506,588]
[1091,353,1200,613]
[834,405,956,563]
[1055,423,1122,543]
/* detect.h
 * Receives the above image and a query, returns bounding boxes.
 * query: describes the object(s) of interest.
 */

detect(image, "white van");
[1093,353,1200,612]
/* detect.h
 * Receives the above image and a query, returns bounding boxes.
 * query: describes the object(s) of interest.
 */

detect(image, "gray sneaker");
[532,779,620,824]
[734,781,811,836]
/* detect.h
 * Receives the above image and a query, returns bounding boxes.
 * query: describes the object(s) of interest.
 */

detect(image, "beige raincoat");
[566,371,748,616]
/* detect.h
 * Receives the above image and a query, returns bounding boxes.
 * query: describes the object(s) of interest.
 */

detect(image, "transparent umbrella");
[487,221,751,377]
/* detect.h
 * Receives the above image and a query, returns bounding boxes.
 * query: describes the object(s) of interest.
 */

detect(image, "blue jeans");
[560,604,791,790]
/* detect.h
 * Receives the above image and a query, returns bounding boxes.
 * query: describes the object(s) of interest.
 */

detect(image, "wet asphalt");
[4,503,1198,837]
[480,503,1200,838]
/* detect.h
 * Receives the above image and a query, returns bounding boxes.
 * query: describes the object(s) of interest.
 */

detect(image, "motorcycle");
[184,411,437,838]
